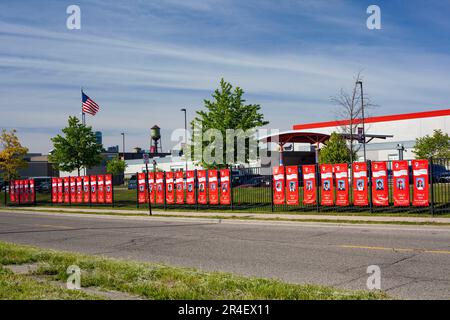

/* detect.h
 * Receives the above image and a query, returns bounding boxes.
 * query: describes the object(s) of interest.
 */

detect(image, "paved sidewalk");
[9,206,450,224]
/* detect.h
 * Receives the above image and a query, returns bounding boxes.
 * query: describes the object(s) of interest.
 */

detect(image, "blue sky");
[0,0,449,153]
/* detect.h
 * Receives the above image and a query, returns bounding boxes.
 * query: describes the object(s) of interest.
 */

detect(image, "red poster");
[334,164,349,206]
[29,179,35,203]
[412,159,429,206]
[320,164,334,206]
[197,170,207,205]
[220,169,231,205]
[83,176,90,203]
[23,180,30,203]
[353,162,368,206]
[90,175,97,203]
[70,177,77,204]
[51,178,58,203]
[273,166,285,205]
[138,173,147,204]
[372,162,389,206]
[57,178,63,203]
[97,175,105,204]
[393,160,410,206]
[175,171,184,204]
[156,172,165,204]
[63,177,70,203]
[285,166,299,205]
[105,174,113,204]
[10,180,16,203]
[165,172,175,204]
[15,181,20,203]
[186,171,195,204]
[148,172,155,204]
[208,170,219,205]
[76,177,83,203]
[302,165,316,205]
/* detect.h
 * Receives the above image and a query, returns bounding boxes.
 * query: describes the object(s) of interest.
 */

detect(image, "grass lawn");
[0,241,389,300]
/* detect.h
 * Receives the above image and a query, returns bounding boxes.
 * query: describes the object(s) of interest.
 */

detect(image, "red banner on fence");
[334,164,349,206]
[208,170,219,205]
[90,175,97,203]
[70,177,76,204]
[63,177,70,203]
[23,180,30,203]
[302,165,316,205]
[29,179,35,203]
[138,173,147,204]
[186,171,196,204]
[285,166,299,206]
[412,159,429,206]
[83,176,90,203]
[97,175,105,204]
[16,180,21,203]
[320,164,334,206]
[76,177,83,203]
[105,174,113,204]
[353,162,368,206]
[165,172,175,205]
[156,172,164,204]
[393,160,410,206]
[175,171,184,204]
[197,170,207,205]
[51,178,57,203]
[57,178,63,203]
[273,166,285,205]
[148,172,155,204]
[372,161,389,206]
[220,169,231,205]
[10,181,16,203]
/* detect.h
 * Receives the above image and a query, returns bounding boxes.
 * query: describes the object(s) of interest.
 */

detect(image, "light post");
[121,133,125,160]
[356,81,367,162]
[181,108,188,172]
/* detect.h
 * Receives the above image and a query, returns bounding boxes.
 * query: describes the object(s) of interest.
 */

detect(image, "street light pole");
[181,108,188,172]
[121,133,125,160]
[356,81,367,162]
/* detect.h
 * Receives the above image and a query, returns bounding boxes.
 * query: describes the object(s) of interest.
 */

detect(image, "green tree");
[0,129,29,181]
[319,132,356,164]
[414,129,450,159]
[189,79,269,169]
[49,116,103,176]
[106,156,127,175]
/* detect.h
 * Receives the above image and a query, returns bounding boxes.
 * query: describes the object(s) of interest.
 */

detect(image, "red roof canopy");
[259,131,330,145]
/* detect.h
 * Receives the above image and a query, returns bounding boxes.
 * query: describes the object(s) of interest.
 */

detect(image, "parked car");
[236,176,271,188]
[32,177,52,193]
[431,164,450,183]
[128,175,137,190]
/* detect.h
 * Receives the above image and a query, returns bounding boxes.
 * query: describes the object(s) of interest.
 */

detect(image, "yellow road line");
[35,224,74,230]
[339,245,450,255]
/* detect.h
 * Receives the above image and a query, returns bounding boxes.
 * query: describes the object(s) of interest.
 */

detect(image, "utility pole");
[356,81,367,162]
[121,132,125,160]
[181,108,188,172]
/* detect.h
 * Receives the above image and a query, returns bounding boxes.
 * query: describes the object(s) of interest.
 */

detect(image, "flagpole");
[81,87,86,126]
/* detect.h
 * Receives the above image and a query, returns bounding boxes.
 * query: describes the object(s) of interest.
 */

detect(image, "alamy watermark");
[367,5,381,30]
[66,5,81,30]
[366,265,381,290]
[66,265,81,290]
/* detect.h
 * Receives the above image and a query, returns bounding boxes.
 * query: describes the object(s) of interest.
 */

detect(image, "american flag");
[82,91,100,116]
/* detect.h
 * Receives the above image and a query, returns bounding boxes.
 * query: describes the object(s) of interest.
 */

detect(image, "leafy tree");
[0,129,29,181]
[414,129,450,159]
[49,116,103,176]
[189,78,269,169]
[319,132,356,164]
[106,156,127,175]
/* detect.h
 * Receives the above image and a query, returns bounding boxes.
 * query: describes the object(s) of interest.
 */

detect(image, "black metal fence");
[2,158,449,215]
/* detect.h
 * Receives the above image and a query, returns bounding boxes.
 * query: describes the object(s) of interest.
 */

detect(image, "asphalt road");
[0,209,449,300]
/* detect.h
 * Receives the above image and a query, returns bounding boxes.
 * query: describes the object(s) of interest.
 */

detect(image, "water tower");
[150,125,162,154]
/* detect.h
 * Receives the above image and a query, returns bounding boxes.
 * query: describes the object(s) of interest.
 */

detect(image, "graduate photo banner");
[302,165,316,205]
[197,170,208,205]
[412,159,429,206]
[372,161,389,206]
[165,171,175,205]
[220,169,231,205]
[285,166,299,206]
[208,170,219,205]
[334,163,349,206]
[320,164,334,206]
[273,166,285,205]
[175,171,185,204]
[156,172,165,204]
[352,162,368,206]
[186,170,196,204]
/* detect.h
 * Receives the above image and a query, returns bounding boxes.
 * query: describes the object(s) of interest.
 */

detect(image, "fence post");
[429,158,435,216]
[229,168,234,211]
[367,160,373,214]
[195,169,198,211]
[136,172,139,209]
[270,170,274,212]
[163,171,167,211]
